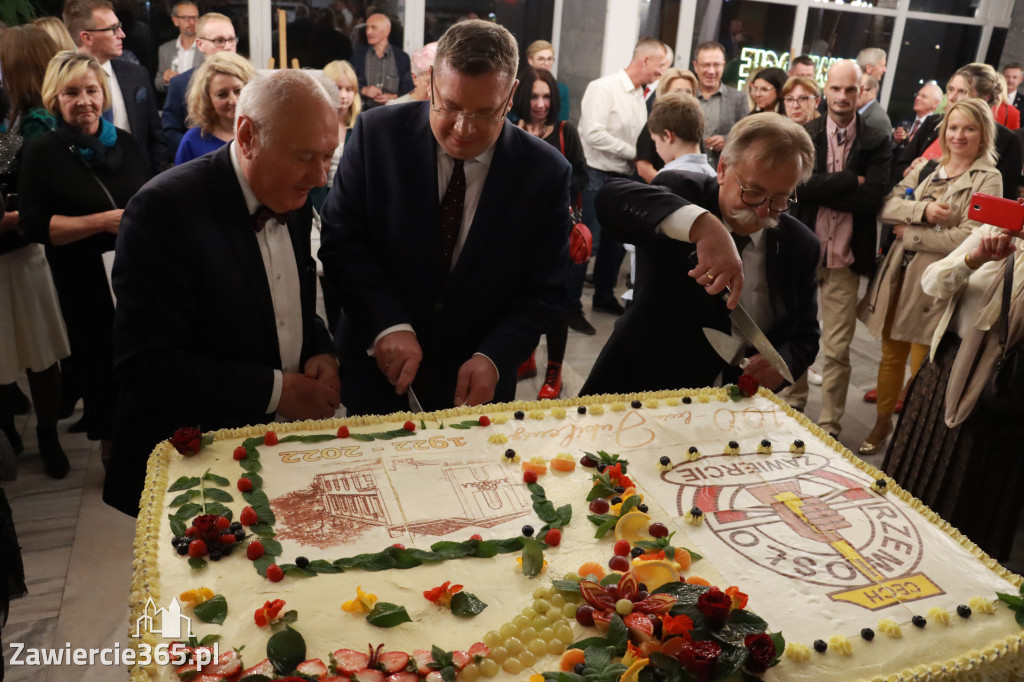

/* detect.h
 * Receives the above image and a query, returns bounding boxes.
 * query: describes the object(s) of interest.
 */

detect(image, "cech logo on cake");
[662,452,944,611]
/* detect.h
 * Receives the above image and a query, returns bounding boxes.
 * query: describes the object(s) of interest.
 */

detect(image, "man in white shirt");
[65,0,166,174]
[155,1,202,93]
[571,38,668,332]
[894,81,942,151]
[108,70,341,516]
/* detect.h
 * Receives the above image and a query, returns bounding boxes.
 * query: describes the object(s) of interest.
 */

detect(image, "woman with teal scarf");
[18,51,148,466]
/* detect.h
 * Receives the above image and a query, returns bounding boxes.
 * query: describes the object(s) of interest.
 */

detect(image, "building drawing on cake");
[402,462,531,536]
[316,469,392,526]
[132,597,193,639]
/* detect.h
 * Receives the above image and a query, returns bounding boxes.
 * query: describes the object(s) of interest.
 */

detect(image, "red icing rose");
[191,514,220,537]
[170,427,202,456]
[677,640,721,682]
[743,633,776,673]
[737,374,759,398]
[696,587,732,629]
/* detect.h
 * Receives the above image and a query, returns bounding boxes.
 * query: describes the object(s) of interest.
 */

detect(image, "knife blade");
[407,385,425,414]
[690,250,795,384]
[702,327,748,369]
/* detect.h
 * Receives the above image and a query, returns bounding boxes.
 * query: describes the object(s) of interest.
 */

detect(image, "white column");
[675,0,697,68]
[552,0,565,77]
[600,0,642,77]
[401,0,425,54]
[248,0,272,69]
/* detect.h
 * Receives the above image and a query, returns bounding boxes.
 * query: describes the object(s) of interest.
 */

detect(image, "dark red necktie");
[907,119,921,141]
[438,158,466,271]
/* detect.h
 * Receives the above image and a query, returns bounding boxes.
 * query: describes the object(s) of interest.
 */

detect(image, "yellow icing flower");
[789,441,806,455]
[968,596,996,614]
[590,405,605,415]
[928,607,951,626]
[877,618,902,638]
[178,587,214,606]
[492,415,509,424]
[785,642,811,662]
[828,635,852,655]
[685,447,701,462]
[697,395,710,403]
[551,407,567,419]
[665,398,680,406]
[723,442,740,456]
[488,433,509,444]
[643,399,659,408]
[342,585,378,614]
[684,509,705,526]
[610,402,626,412]
[528,409,545,420]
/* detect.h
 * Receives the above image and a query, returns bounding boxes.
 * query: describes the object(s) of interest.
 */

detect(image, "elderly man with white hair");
[352,12,413,108]
[106,70,341,517]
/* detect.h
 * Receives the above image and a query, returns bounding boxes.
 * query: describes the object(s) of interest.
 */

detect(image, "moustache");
[728,207,778,231]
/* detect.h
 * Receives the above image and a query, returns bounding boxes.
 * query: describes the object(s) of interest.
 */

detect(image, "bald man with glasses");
[65,0,167,175]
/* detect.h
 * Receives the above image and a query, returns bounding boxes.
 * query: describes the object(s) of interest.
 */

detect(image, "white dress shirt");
[229,142,304,415]
[172,35,197,73]
[578,70,648,174]
[100,60,131,133]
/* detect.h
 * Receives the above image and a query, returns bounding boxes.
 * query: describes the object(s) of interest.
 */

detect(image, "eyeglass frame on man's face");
[731,168,797,213]
[197,35,239,48]
[429,66,516,123]
[84,21,124,34]
[784,95,817,105]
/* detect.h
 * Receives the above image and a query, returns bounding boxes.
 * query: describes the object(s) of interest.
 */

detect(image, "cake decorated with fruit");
[131,388,1024,682]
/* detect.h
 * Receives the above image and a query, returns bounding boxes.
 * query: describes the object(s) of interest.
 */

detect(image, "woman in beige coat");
[883,226,1024,560]
[857,98,1001,455]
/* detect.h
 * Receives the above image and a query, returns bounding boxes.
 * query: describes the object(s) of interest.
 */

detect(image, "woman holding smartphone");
[857,98,1001,455]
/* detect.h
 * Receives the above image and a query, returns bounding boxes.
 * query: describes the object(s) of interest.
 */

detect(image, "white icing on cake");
[131,390,1024,682]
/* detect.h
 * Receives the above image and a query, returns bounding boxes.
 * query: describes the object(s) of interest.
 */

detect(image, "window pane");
[691,0,795,88]
[907,0,981,19]
[639,0,683,54]
[801,9,894,67]
[886,19,980,124]
[424,1,554,56]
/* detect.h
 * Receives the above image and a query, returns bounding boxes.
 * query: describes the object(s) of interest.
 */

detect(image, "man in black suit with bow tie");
[581,114,821,396]
[106,71,340,516]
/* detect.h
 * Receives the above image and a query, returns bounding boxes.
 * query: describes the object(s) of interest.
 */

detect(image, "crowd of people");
[1,7,1023,570]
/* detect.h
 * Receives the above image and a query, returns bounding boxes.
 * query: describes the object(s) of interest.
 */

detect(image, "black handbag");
[979,252,1024,414]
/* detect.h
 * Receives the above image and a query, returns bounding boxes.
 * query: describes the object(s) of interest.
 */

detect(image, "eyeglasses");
[174,13,199,20]
[749,85,775,95]
[84,22,123,34]
[784,95,817,105]
[732,169,797,212]
[429,68,516,123]
[198,36,239,47]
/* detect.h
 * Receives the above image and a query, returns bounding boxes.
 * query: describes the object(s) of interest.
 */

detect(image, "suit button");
[640,210,648,218]
[923,306,930,313]
[434,301,443,312]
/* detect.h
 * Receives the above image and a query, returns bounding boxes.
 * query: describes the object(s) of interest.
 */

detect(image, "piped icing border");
[129,387,1024,682]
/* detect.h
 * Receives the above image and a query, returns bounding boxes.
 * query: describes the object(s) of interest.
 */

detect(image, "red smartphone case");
[967,193,1024,232]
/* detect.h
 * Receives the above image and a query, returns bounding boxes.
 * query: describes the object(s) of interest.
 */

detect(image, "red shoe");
[864,389,877,403]
[517,350,537,381]
[538,362,562,400]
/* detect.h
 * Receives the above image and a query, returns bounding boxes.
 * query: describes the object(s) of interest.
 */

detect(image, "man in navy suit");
[320,20,575,415]
[65,0,167,175]
[107,71,341,516]
[162,13,237,159]
[582,115,820,396]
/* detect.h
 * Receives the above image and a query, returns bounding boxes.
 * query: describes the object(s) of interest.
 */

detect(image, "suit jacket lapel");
[404,106,443,288]
[448,121,522,286]
[209,147,280,349]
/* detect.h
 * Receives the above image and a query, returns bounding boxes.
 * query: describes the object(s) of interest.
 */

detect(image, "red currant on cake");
[237,477,253,492]
[337,426,350,438]
[188,539,208,558]
[544,528,561,546]
[478,415,490,426]
[247,539,265,560]
[523,471,538,484]
[403,421,415,432]
[239,506,259,526]
[613,539,631,556]
[266,564,284,582]
[233,446,247,460]
[264,431,278,445]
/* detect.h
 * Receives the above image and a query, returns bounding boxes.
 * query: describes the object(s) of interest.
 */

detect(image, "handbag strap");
[558,121,565,156]
[557,122,583,216]
[998,251,1015,350]
[66,145,118,210]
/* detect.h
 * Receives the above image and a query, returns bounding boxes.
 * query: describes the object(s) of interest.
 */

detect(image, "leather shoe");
[565,311,596,335]
[592,296,625,315]
[517,351,537,381]
[538,363,562,400]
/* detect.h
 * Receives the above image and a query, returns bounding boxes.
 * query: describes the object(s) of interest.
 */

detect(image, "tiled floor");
[2,280,1020,680]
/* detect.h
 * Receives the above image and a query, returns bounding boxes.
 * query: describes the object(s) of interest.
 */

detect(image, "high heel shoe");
[857,422,893,456]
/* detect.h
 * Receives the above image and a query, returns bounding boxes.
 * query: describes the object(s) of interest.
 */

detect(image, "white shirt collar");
[435,140,498,168]
[229,141,261,215]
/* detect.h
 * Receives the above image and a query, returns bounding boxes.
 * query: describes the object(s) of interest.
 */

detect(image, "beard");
[728,206,779,232]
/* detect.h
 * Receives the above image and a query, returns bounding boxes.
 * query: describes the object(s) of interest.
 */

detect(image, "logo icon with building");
[133,597,194,639]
